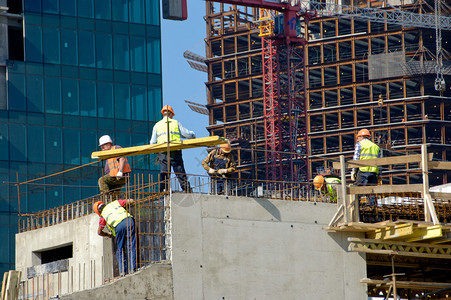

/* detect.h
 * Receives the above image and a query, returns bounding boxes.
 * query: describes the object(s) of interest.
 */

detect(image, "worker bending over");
[150,105,196,192]
[351,128,381,188]
[98,135,131,194]
[202,141,236,195]
[313,175,341,202]
[94,199,136,275]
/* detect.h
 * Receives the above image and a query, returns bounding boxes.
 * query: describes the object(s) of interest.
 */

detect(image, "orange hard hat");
[356,129,371,138]
[220,140,232,153]
[93,201,104,216]
[313,175,325,190]
[161,105,175,116]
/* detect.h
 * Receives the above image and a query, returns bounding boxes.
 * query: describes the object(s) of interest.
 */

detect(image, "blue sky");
[161,1,210,176]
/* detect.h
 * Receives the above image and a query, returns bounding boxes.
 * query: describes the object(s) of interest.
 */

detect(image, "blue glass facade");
[0,0,162,273]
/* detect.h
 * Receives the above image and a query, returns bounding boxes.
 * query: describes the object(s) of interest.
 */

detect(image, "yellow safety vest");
[358,139,380,174]
[106,146,131,176]
[324,177,341,202]
[101,201,132,236]
[155,117,181,144]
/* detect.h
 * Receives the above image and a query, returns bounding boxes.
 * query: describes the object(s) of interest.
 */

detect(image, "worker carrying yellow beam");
[202,140,236,194]
[98,135,131,194]
[351,129,382,192]
[150,105,196,192]
[313,175,341,202]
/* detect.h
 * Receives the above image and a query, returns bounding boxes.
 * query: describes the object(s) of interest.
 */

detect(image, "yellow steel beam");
[405,225,443,242]
[91,136,227,160]
[369,223,413,240]
[368,224,443,242]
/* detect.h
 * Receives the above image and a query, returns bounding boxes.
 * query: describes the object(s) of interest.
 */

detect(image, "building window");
[28,126,45,162]
[79,31,95,67]
[7,73,26,111]
[95,0,111,20]
[130,37,146,72]
[33,244,73,265]
[45,127,62,164]
[61,29,78,66]
[131,85,147,121]
[112,0,128,22]
[80,80,96,117]
[25,25,43,63]
[146,0,159,25]
[44,76,61,113]
[42,0,58,14]
[62,79,79,115]
[78,0,94,18]
[113,35,130,71]
[97,82,114,118]
[129,0,145,24]
[27,76,44,113]
[9,124,27,161]
[96,33,112,69]
[114,84,130,119]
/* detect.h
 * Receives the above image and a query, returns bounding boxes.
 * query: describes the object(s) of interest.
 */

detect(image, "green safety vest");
[155,117,181,144]
[323,177,341,202]
[100,201,132,236]
[358,139,380,174]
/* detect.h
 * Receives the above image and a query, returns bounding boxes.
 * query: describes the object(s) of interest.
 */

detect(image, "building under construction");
[204,0,451,185]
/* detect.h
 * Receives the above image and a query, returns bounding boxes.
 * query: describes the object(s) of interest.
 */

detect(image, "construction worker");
[150,105,196,192]
[202,141,236,194]
[94,199,136,275]
[351,129,381,204]
[313,175,341,202]
[98,135,131,194]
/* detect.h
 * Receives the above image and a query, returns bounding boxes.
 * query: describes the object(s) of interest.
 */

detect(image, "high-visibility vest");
[324,177,341,202]
[106,146,131,176]
[101,201,132,236]
[155,117,181,144]
[358,139,380,174]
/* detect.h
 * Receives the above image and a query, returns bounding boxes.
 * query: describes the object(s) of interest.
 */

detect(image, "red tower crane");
[210,0,316,183]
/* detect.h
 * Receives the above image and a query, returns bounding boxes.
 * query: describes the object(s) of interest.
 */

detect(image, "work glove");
[350,170,356,182]
[377,176,383,185]
[208,168,216,175]
[217,169,228,175]
[116,171,123,178]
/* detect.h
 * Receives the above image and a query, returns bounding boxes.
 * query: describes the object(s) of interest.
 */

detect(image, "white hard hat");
[99,135,113,146]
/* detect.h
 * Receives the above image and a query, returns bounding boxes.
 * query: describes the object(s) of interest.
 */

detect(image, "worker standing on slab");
[202,140,236,195]
[351,128,381,191]
[94,199,136,275]
[313,175,341,202]
[150,105,196,192]
[98,135,131,194]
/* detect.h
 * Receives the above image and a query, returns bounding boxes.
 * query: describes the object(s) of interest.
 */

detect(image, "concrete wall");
[16,214,115,295]
[170,194,367,300]
[16,194,367,299]
[60,264,174,300]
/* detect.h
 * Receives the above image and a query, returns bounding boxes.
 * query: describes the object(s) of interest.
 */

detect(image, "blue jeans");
[355,171,378,205]
[115,217,136,274]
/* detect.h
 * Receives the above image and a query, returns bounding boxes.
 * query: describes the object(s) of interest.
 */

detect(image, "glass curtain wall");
[0,0,162,274]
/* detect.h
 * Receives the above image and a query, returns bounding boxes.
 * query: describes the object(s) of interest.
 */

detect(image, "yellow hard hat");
[161,105,175,116]
[313,175,325,190]
[220,141,232,153]
[356,129,371,138]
